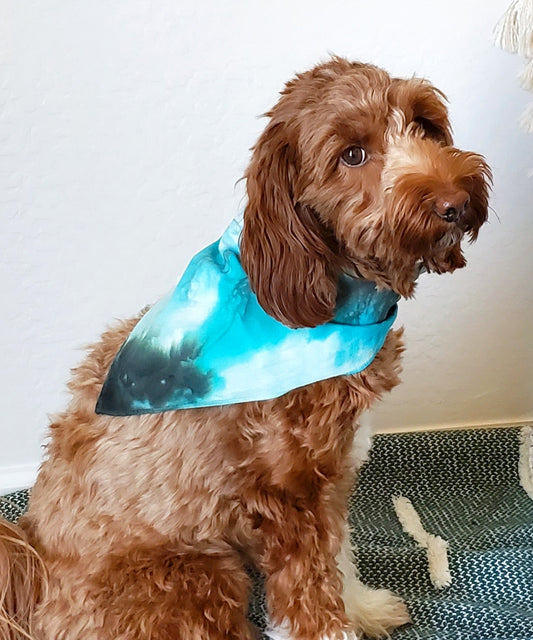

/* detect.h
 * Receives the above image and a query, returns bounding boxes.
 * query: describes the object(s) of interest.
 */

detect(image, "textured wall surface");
[1,0,532,490]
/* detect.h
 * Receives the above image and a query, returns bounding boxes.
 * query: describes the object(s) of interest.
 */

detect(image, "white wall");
[1,0,532,491]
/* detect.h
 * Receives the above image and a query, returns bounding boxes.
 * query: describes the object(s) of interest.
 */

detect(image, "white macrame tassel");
[393,496,451,590]
[520,58,533,91]
[519,425,533,500]
[494,0,533,133]
[519,103,533,132]
[494,0,533,56]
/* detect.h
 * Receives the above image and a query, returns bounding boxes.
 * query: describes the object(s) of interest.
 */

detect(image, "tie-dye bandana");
[96,218,399,416]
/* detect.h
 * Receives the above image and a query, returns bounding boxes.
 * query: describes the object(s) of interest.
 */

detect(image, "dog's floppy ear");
[240,117,338,329]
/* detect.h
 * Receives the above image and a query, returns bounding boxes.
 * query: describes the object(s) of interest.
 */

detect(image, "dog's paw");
[265,619,359,640]
[344,586,410,638]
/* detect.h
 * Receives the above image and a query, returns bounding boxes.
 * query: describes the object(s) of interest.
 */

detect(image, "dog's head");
[241,57,491,328]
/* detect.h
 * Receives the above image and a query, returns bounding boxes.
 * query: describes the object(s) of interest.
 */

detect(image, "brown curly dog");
[0,57,490,640]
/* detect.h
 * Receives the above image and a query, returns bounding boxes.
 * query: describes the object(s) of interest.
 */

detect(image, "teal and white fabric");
[96,218,399,416]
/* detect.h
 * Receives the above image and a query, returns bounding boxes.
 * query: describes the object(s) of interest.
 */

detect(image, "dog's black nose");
[434,190,470,223]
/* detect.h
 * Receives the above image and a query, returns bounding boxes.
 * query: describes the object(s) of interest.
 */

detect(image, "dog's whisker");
[488,205,501,224]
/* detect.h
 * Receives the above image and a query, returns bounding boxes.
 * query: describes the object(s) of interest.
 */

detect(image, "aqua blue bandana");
[96,218,399,416]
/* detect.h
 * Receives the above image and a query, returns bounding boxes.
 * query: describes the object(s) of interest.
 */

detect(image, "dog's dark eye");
[341,146,367,167]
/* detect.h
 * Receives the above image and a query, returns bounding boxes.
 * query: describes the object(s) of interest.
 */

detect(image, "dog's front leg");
[257,498,354,640]
[337,521,411,638]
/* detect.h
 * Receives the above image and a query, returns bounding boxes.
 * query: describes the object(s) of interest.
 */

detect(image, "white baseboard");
[376,419,533,435]
[0,462,40,494]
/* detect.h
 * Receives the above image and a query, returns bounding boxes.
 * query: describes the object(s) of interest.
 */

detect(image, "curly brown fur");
[0,57,490,640]
[0,518,47,640]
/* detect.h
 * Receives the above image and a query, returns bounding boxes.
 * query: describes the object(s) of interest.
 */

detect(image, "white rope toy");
[393,496,452,590]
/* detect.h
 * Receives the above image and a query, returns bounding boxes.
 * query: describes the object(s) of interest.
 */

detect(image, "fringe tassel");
[519,103,533,131]
[393,496,451,589]
[494,0,533,134]
[494,0,533,56]
[520,58,533,91]
[519,425,533,500]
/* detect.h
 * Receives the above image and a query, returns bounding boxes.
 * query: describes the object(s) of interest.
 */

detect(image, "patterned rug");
[2,427,532,639]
